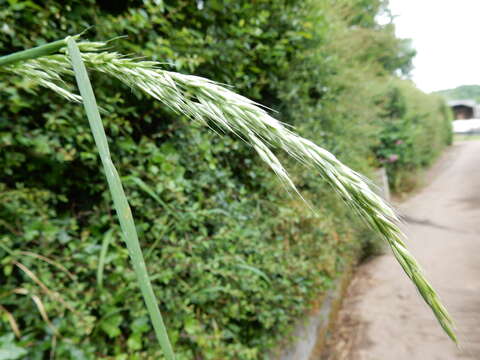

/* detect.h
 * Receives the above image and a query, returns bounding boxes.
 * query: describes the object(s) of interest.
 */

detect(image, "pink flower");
[388,154,399,163]
[395,140,404,145]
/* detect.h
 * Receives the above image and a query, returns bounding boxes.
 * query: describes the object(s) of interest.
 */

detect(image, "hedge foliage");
[0,0,451,358]
[374,79,453,192]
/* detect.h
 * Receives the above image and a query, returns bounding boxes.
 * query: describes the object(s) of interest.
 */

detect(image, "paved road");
[324,141,480,359]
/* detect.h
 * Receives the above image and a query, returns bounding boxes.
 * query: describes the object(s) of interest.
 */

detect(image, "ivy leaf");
[127,333,142,351]
[100,314,123,338]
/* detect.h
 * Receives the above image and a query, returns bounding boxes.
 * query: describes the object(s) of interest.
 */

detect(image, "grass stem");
[66,37,176,359]
[0,38,68,67]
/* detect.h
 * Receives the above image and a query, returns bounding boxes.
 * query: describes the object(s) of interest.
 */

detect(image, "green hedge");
[374,79,453,191]
[0,0,451,358]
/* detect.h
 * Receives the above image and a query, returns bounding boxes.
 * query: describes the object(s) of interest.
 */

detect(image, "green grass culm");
[66,37,176,359]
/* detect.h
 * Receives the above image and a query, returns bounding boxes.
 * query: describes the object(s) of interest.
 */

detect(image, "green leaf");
[97,228,114,290]
[0,344,27,360]
[234,263,271,284]
[127,333,142,351]
[100,314,123,338]
[0,335,27,360]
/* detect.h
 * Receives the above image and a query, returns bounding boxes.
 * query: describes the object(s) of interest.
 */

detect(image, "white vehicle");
[452,119,480,134]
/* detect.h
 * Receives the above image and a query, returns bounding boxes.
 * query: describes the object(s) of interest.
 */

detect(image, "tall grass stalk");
[0,38,69,67]
[0,36,457,349]
[66,38,175,359]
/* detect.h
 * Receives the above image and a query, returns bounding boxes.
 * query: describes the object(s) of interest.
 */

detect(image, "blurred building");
[448,99,480,119]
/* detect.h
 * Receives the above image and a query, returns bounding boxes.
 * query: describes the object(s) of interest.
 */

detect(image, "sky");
[385,0,480,93]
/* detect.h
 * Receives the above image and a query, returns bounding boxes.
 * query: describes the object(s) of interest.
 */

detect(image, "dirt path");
[323,141,480,360]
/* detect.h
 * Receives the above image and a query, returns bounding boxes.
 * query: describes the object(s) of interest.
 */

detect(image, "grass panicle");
[0,37,457,346]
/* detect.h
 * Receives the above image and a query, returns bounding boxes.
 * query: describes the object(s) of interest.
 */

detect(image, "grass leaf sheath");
[65,37,176,359]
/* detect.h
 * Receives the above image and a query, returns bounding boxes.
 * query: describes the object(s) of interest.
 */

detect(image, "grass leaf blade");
[97,228,114,290]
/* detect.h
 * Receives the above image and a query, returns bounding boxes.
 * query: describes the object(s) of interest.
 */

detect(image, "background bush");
[374,79,453,192]
[0,0,451,358]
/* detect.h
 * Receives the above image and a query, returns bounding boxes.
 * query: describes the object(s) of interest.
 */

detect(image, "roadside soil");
[322,140,480,360]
